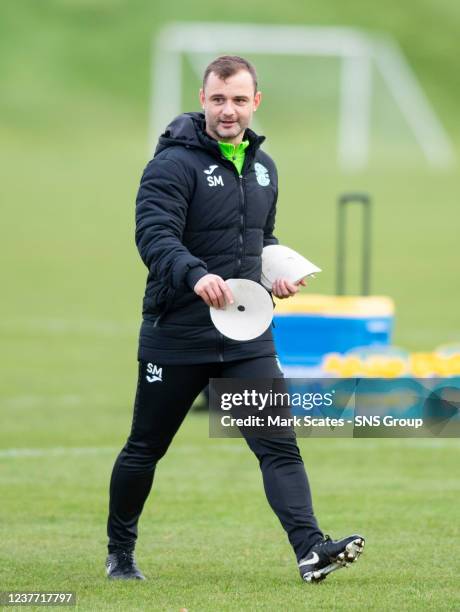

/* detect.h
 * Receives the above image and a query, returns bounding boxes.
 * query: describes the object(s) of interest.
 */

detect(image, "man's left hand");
[271,278,306,299]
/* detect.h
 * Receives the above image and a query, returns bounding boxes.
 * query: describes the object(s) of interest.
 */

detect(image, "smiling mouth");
[220,120,236,127]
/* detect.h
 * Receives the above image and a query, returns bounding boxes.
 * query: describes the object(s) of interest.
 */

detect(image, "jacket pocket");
[153,286,178,327]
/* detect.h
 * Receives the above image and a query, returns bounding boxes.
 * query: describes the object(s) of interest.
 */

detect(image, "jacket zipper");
[234,174,245,277]
[218,154,247,279]
[216,155,250,361]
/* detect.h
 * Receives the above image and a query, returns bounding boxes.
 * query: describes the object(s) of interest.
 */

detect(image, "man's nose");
[222,100,235,115]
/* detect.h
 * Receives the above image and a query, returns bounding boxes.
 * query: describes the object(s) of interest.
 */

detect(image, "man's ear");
[254,91,262,111]
[199,88,205,109]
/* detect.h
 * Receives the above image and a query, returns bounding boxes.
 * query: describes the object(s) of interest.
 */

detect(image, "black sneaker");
[106,549,145,580]
[298,534,365,583]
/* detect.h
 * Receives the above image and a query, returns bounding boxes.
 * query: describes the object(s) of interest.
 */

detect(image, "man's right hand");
[193,274,234,309]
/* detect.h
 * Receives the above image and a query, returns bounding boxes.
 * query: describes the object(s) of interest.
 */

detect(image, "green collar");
[218,140,250,175]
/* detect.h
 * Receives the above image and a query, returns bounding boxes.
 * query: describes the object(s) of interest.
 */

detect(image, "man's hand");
[194,274,234,309]
[272,278,307,299]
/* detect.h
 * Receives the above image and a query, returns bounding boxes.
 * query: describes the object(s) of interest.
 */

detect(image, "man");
[106,56,364,583]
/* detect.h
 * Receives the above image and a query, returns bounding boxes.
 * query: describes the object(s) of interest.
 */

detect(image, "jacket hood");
[154,112,265,157]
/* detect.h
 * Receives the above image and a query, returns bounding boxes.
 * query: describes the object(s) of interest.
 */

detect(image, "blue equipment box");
[273,294,394,366]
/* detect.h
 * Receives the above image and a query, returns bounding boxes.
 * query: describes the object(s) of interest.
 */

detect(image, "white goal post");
[150,22,455,171]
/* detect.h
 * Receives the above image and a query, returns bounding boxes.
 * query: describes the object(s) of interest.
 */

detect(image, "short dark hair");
[203,55,258,92]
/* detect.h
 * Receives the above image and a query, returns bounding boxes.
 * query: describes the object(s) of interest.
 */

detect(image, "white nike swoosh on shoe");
[299,552,319,567]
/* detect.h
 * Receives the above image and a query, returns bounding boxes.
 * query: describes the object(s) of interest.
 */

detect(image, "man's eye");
[213,98,224,104]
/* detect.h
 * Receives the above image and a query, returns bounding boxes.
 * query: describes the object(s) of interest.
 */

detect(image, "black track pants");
[107,357,323,561]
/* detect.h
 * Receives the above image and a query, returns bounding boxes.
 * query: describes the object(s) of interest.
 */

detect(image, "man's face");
[200,70,261,144]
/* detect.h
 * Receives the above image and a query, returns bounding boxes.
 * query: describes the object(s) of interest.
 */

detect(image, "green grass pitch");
[1,413,459,611]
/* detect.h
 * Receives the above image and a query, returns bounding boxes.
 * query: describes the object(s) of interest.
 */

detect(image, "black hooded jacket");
[136,112,279,364]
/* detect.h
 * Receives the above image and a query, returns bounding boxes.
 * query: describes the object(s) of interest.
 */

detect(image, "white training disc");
[261,245,322,290]
[210,278,273,341]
